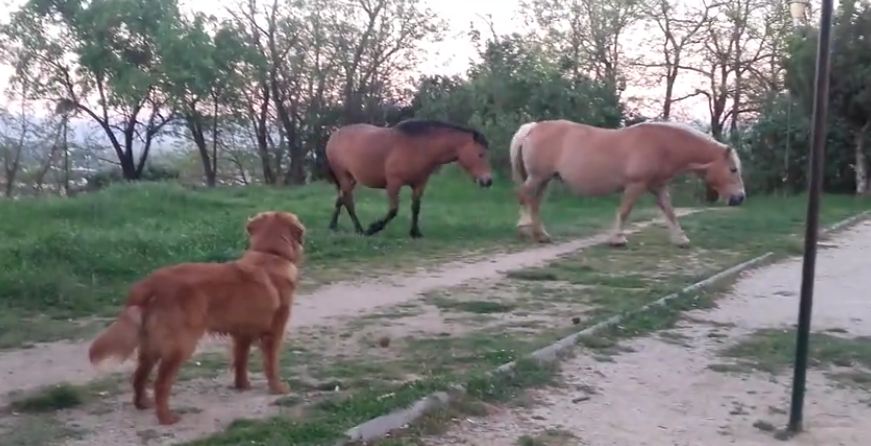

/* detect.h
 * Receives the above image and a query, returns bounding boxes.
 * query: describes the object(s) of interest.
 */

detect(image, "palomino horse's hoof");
[535,233,552,244]
[671,236,691,248]
[608,234,628,248]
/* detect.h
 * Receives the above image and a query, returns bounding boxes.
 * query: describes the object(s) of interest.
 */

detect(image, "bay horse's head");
[696,146,746,206]
[456,129,493,188]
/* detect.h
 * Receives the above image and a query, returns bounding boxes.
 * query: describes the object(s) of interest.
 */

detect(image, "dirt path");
[427,219,871,446]
[0,210,701,445]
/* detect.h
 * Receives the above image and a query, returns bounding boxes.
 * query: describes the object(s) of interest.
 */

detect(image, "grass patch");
[8,383,85,413]
[185,379,451,446]
[431,298,516,314]
[717,329,871,375]
[465,358,558,403]
[0,414,84,446]
[713,329,871,390]
[516,429,578,446]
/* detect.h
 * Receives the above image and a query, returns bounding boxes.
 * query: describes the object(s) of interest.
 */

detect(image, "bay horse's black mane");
[392,119,489,149]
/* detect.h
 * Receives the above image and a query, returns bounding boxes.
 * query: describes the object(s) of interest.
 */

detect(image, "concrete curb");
[336,210,870,445]
[823,210,869,234]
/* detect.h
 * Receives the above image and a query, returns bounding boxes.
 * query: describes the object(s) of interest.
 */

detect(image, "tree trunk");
[857,122,869,195]
[186,112,216,187]
[62,117,70,196]
[663,71,676,120]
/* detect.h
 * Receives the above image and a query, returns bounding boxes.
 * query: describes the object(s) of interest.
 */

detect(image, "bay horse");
[325,119,493,238]
[509,119,746,247]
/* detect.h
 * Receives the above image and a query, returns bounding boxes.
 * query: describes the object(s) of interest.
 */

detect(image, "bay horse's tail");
[510,122,537,184]
[323,161,339,187]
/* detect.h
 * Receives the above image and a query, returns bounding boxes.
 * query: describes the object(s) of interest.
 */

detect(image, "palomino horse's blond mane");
[632,121,743,173]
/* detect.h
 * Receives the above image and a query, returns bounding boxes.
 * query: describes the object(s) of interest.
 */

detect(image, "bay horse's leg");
[609,183,647,247]
[328,195,343,231]
[365,182,400,236]
[409,182,427,238]
[336,180,364,234]
[517,176,552,243]
[652,187,690,247]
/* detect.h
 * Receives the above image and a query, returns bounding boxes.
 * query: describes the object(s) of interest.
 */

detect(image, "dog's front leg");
[261,305,291,394]
[232,336,253,390]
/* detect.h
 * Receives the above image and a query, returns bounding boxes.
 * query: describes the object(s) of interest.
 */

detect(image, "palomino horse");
[325,119,493,237]
[509,119,746,247]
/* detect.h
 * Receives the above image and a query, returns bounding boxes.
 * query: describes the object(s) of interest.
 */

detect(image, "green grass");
[8,383,86,413]
[714,329,871,377]
[430,297,516,314]
[0,168,644,347]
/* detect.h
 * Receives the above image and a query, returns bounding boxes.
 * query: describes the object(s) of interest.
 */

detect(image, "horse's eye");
[730,167,738,173]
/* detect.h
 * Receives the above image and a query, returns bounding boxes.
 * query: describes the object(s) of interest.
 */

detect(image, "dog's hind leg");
[153,335,197,425]
[232,335,254,390]
[260,305,291,394]
[132,348,158,409]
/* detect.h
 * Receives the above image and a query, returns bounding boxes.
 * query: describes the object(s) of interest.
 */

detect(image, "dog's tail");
[88,282,152,366]
[510,122,537,184]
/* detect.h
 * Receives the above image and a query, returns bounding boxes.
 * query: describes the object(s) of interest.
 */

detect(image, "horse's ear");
[724,147,733,159]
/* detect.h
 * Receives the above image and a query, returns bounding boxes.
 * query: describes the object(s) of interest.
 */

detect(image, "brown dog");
[88,211,305,425]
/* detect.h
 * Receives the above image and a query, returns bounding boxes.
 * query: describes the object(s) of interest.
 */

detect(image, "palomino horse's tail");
[509,122,537,184]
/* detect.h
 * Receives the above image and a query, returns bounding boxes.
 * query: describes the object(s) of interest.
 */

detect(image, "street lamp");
[788,0,835,435]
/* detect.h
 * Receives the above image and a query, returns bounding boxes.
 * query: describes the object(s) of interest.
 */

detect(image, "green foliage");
[747,2,871,194]
[413,34,624,169]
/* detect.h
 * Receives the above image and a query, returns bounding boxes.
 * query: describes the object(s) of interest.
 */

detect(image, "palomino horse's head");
[696,147,746,206]
[456,131,493,188]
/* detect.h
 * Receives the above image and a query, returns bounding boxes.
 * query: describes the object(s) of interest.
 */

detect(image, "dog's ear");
[246,212,271,236]
[289,218,305,246]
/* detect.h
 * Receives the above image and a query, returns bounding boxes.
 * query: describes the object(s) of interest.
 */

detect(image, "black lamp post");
[787,0,835,434]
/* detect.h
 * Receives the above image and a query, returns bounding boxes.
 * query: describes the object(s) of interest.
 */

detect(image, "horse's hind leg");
[517,176,552,243]
[409,182,427,238]
[328,195,343,231]
[365,182,400,236]
[609,183,646,247]
[334,176,364,234]
[653,187,690,247]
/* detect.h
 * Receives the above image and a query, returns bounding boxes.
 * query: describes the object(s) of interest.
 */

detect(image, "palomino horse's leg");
[365,183,400,236]
[653,187,691,247]
[409,182,427,238]
[609,183,647,247]
[517,176,552,243]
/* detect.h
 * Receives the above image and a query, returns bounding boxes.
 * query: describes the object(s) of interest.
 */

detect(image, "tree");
[637,0,718,119]
[160,15,252,187]
[526,0,642,91]
[2,0,178,180]
[830,0,871,194]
